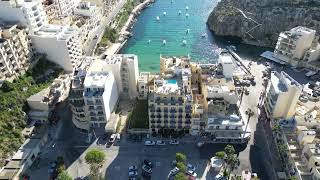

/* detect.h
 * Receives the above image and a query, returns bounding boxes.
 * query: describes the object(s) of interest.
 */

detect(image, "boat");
[156,16,160,21]
[178,10,182,15]
[163,40,166,45]
[201,33,206,38]
[182,40,187,45]
[185,13,189,18]
[186,29,190,34]
[163,12,166,16]
[148,40,151,44]
[185,6,189,10]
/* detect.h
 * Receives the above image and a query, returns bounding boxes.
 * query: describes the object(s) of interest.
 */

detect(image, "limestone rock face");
[207,0,320,47]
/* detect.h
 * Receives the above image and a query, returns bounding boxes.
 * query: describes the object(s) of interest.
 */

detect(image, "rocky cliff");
[207,0,320,47]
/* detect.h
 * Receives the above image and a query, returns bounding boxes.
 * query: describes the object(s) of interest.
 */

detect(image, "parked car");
[156,140,165,145]
[144,140,155,146]
[144,159,153,167]
[116,133,121,141]
[128,171,138,178]
[142,164,152,174]
[108,134,116,144]
[186,170,197,177]
[214,173,223,180]
[169,140,179,145]
[129,178,137,180]
[187,163,196,171]
[299,95,309,102]
[170,167,180,176]
[128,165,137,171]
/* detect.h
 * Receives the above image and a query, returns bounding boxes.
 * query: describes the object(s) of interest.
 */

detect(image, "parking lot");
[102,137,211,180]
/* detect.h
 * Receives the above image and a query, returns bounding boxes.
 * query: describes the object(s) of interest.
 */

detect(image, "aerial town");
[0,0,319,180]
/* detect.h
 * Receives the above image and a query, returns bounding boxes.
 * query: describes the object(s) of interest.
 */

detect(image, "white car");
[187,170,197,177]
[144,140,155,146]
[169,140,179,145]
[142,164,152,174]
[128,171,138,177]
[214,173,223,180]
[156,140,165,145]
[170,167,179,176]
[109,134,116,144]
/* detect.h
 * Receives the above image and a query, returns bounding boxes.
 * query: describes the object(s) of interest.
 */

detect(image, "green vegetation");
[115,0,134,29]
[224,145,240,179]
[0,56,62,166]
[128,100,149,129]
[99,0,136,47]
[174,172,187,180]
[57,170,72,180]
[175,152,186,163]
[215,151,226,159]
[174,153,187,180]
[85,148,106,179]
[99,27,118,46]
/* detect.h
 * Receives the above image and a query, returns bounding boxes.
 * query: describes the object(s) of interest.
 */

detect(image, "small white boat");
[185,13,189,18]
[201,33,206,38]
[148,40,151,44]
[186,6,189,10]
[182,40,187,45]
[163,40,166,45]
[163,12,166,16]
[178,10,182,15]
[156,16,160,21]
[186,29,190,34]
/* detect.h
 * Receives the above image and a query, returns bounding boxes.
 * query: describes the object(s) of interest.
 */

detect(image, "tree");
[175,172,187,180]
[224,145,239,179]
[57,170,72,180]
[176,162,187,173]
[215,151,226,159]
[175,153,186,163]
[85,149,106,178]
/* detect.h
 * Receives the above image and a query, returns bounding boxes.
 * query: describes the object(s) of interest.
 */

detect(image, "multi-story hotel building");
[101,54,139,99]
[274,26,320,70]
[83,60,119,128]
[0,23,33,82]
[0,0,48,32]
[31,25,82,72]
[264,71,302,120]
[144,55,250,143]
[73,2,103,46]
[148,56,193,133]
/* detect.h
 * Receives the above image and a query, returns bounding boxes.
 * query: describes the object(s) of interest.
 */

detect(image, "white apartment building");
[31,25,82,72]
[69,57,93,131]
[218,53,235,78]
[138,72,151,99]
[0,0,48,32]
[264,71,302,120]
[73,2,103,46]
[101,54,139,99]
[56,0,80,17]
[83,60,119,128]
[0,23,33,82]
[274,26,320,67]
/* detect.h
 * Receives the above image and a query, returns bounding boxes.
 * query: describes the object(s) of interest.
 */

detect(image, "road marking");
[156,161,161,167]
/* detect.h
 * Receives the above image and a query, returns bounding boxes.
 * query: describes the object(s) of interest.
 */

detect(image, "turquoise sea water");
[120,0,221,72]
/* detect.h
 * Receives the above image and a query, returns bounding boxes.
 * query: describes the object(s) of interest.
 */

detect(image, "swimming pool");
[166,79,177,84]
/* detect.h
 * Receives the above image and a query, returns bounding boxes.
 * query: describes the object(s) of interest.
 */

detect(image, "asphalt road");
[84,0,127,56]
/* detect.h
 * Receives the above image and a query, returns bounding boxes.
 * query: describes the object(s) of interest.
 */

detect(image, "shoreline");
[100,0,155,56]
